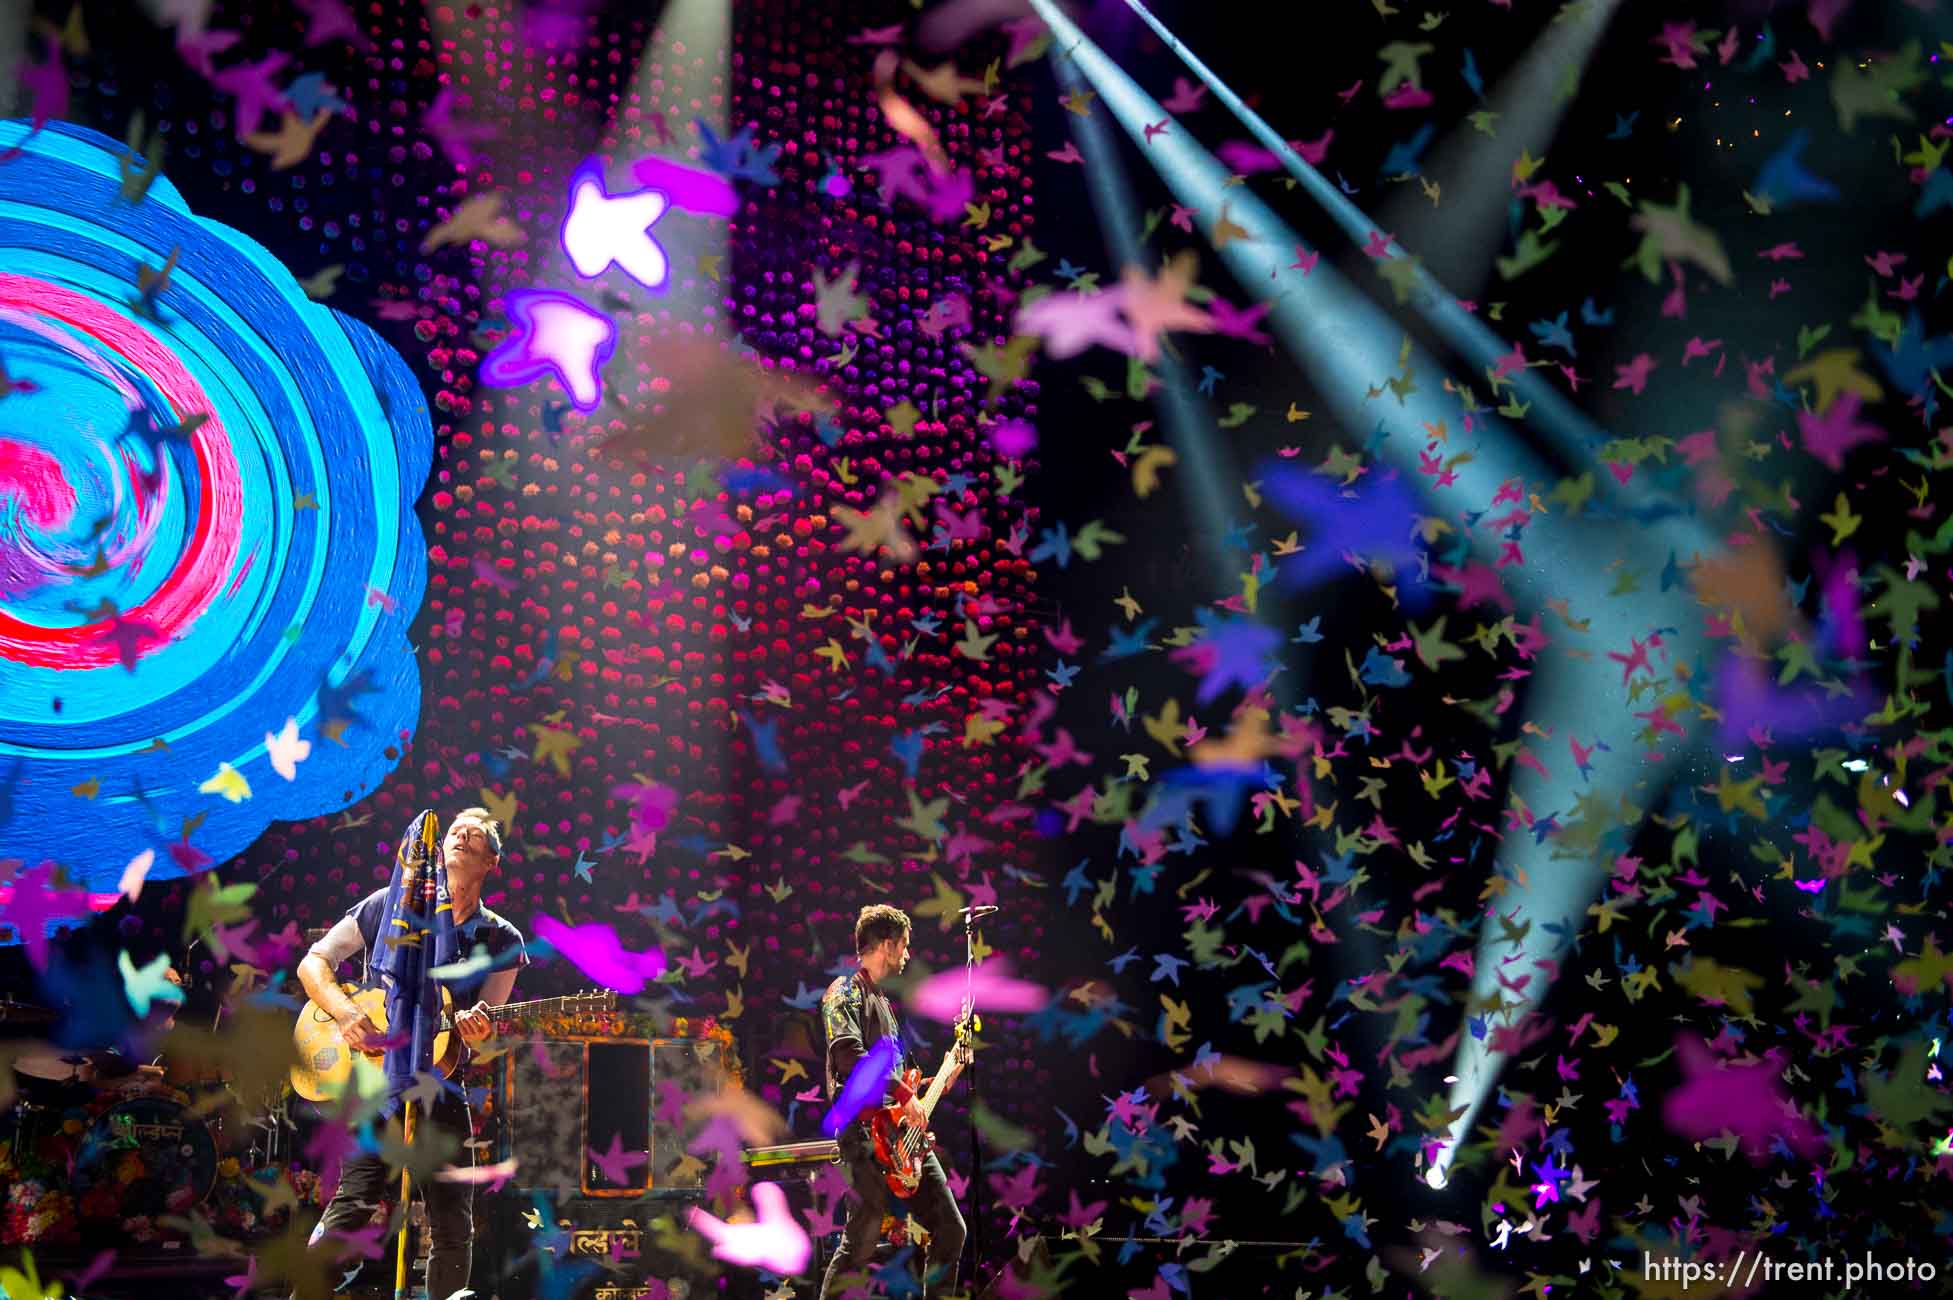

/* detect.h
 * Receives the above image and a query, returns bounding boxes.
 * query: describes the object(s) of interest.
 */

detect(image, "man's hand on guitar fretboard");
[454,1000,494,1043]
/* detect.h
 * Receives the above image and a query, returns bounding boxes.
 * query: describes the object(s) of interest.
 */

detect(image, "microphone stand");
[961,907,985,1296]
[393,853,424,1300]
[393,819,442,1300]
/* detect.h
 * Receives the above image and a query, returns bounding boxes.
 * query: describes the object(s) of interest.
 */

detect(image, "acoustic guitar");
[868,1014,975,1198]
[290,984,615,1101]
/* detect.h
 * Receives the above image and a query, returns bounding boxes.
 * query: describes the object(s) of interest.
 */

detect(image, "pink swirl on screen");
[0,274,242,668]
[0,439,74,531]
[0,303,166,581]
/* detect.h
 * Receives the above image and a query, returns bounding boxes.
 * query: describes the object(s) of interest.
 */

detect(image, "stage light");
[1363,0,1623,304]
[1106,0,1679,529]
[605,0,733,305]
[478,289,619,413]
[1025,0,1724,1184]
[561,158,674,290]
[1042,47,1246,601]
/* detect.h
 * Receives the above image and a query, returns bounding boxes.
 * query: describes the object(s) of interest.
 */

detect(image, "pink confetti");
[533,913,667,993]
[687,1181,812,1274]
[437,1156,520,1189]
[908,956,1049,1022]
[1660,1033,1824,1162]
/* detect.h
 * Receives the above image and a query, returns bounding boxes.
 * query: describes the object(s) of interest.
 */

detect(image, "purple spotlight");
[478,288,617,413]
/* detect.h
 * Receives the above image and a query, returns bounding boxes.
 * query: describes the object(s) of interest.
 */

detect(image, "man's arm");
[476,968,518,1008]
[822,982,869,1098]
[297,914,382,1051]
[297,916,364,1021]
[828,1036,865,1083]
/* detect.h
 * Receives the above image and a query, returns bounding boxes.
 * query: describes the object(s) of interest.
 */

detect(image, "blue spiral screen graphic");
[0,119,430,895]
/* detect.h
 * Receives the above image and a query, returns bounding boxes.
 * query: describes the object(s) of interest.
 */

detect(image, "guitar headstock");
[544,988,618,1030]
[487,988,618,1026]
[952,1011,977,1065]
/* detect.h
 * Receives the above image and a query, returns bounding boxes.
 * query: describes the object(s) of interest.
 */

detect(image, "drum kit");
[4,997,296,1227]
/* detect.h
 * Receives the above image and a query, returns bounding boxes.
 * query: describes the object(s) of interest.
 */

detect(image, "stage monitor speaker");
[501,1037,596,1194]
[584,1039,652,1194]
[500,1036,723,1195]
[649,1037,721,1190]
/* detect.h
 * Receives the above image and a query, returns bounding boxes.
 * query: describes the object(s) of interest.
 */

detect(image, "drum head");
[72,1096,218,1219]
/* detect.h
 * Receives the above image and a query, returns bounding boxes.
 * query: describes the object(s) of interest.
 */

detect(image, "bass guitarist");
[818,904,967,1299]
[294,806,528,1300]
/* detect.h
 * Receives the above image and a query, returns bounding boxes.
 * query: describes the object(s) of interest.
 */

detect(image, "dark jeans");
[302,1093,475,1300]
[820,1124,966,1299]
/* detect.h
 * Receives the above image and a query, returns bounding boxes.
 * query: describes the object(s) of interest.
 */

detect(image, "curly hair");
[854,903,911,955]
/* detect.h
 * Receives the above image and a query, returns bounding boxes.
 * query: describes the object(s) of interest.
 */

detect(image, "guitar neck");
[334,986,609,1027]
[487,994,598,1019]
[916,1049,960,1121]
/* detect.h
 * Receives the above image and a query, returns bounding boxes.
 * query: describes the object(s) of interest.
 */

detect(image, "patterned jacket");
[820,969,916,1105]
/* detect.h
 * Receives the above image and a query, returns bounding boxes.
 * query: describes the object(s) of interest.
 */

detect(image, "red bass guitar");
[867,1015,975,1198]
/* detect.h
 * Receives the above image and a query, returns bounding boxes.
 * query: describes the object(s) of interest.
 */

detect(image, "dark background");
[5,0,1952,1295]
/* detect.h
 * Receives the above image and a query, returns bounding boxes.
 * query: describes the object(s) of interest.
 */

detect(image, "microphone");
[959,905,1000,917]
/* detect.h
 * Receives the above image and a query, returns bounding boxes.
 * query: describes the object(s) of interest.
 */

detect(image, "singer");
[294,807,528,1299]
[818,904,968,1299]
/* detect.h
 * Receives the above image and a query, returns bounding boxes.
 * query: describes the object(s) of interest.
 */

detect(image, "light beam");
[1112,0,1688,531]
[1027,0,1727,1183]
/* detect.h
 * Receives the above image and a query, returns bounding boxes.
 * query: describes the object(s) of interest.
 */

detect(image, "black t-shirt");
[341,886,528,1005]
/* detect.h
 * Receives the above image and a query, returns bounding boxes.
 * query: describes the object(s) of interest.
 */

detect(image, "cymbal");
[0,999,57,1024]
[12,1049,115,1082]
